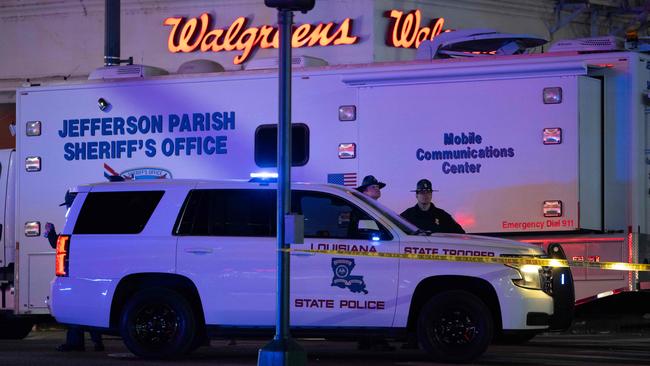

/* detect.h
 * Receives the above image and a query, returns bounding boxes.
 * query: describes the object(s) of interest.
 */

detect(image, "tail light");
[55,235,70,277]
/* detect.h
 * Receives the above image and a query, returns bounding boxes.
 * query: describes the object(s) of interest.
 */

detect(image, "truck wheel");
[120,288,196,359]
[0,317,34,339]
[417,290,493,363]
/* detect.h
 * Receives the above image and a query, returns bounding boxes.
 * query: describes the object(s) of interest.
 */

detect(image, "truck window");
[175,189,276,237]
[254,123,309,167]
[294,191,391,240]
[73,191,164,234]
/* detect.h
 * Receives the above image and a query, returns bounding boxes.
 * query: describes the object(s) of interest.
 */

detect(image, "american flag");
[327,173,357,187]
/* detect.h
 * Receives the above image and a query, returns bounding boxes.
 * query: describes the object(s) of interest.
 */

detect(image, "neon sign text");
[164,13,358,65]
[386,9,445,49]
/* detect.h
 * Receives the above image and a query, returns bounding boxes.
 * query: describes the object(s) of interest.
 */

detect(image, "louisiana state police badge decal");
[331,258,368,294]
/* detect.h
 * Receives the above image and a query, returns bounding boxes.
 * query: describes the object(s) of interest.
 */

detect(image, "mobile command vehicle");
[0,35,649,337]
[49,179,574,362]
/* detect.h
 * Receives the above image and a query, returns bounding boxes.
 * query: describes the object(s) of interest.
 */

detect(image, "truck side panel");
[356,76,582,233]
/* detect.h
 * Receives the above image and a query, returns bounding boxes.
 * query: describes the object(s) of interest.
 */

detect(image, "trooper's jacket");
[400,204,465,234]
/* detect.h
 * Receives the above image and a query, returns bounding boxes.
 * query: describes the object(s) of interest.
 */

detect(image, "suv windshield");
[347,189,419,235]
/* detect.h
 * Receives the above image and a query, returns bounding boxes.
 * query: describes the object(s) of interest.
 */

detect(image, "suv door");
[290,190,399,327]
[175,189,276,326]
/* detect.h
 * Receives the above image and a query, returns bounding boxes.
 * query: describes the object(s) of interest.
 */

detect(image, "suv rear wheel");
[120,287,196,359]
[417,290,493,363]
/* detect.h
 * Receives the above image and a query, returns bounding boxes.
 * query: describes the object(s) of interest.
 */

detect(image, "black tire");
[120,287,196,359]
[417,290,493,363]
[0,317,34,339]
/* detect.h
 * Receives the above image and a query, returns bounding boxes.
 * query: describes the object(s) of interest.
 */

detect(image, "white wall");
[0,0,632,103]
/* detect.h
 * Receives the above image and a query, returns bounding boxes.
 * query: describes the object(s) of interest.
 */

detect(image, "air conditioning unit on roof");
[548,36,623,52]
[416,29,547,60]
[245,55,328,70]
[88,64,169,80]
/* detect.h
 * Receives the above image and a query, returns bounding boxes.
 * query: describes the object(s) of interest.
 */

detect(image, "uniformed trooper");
[400,179,465,234]
[356,175,386,200]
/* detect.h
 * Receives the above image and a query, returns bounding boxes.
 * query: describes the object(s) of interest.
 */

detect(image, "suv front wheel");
[120,287,197,359]
[417,290,493,363]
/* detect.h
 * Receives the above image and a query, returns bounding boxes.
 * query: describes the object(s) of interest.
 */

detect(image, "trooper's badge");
[331,258,368,294]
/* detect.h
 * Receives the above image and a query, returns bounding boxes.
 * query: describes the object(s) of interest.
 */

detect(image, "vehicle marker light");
[338,105,356,121]
[25,156,41,172]
[26,121,41,136]
[24,221,40,237]
[338,143,356,159]
[596,290,614,299]
[543,87,562,104]
[55,235,70,277]
[543,200,562,217]
[543,128,562,144]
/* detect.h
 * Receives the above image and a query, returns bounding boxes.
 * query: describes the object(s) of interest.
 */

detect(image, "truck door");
[290,190,399,327]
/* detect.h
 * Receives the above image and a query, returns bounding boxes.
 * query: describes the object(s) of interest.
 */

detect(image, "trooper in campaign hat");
[400,178,465,234]
[410,179,439,193]
[356,175,386,200]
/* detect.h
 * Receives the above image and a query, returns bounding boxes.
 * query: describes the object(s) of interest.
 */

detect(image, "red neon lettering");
[385,9,445,49]
[164,13,358,65]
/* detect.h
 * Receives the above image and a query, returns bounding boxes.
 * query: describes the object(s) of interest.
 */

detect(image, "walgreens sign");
[164,9,446,65]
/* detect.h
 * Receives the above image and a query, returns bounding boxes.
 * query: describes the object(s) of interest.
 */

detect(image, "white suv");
[50,179,573,362]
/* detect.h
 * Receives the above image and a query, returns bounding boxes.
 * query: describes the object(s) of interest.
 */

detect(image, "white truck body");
[1,50,648,325]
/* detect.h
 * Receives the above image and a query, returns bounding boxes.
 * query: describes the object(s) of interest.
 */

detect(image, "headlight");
[507,264,543,290]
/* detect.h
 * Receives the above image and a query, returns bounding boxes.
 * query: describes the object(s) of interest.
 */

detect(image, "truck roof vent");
[88,64,169,80]
[177,59,225,74]
[416,29,547,60]
[548,36,623,52]
[244,55,328,70]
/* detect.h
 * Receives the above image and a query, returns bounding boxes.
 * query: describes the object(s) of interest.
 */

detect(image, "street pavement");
[1,328,650,365]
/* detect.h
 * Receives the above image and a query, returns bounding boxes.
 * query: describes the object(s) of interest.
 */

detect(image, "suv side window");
[293,191,392,240]
[73,191,164,234]
[176,189,275,237]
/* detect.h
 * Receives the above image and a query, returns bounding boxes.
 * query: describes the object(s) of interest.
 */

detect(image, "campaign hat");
[411,179,439,192]
[356,175,386,192]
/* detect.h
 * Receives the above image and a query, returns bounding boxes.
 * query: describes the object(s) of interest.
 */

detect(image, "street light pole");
[258,1,314,366]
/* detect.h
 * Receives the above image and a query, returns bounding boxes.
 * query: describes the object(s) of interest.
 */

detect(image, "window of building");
[254,123,309,167]
[74,191,164,234]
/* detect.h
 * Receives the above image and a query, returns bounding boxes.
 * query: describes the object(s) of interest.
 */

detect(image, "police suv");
[49,179,573,362]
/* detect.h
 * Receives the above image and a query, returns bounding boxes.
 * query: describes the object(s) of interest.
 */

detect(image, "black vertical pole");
[104,0,120,66]
[277,7,293,344]
[258,5,307,366]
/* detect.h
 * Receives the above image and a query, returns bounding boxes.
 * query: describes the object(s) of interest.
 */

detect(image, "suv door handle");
[184,248,213,254]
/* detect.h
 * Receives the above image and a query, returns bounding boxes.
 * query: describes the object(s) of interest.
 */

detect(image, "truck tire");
[0,317,34,339]
[417,290,493,363]
[120,287,196,359]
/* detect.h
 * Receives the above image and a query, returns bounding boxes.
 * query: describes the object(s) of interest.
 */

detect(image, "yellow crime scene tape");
[285,248,650,272]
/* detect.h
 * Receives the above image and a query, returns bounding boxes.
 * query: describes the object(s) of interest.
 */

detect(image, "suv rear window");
[175,189,275,237]
[73,191,164,234]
